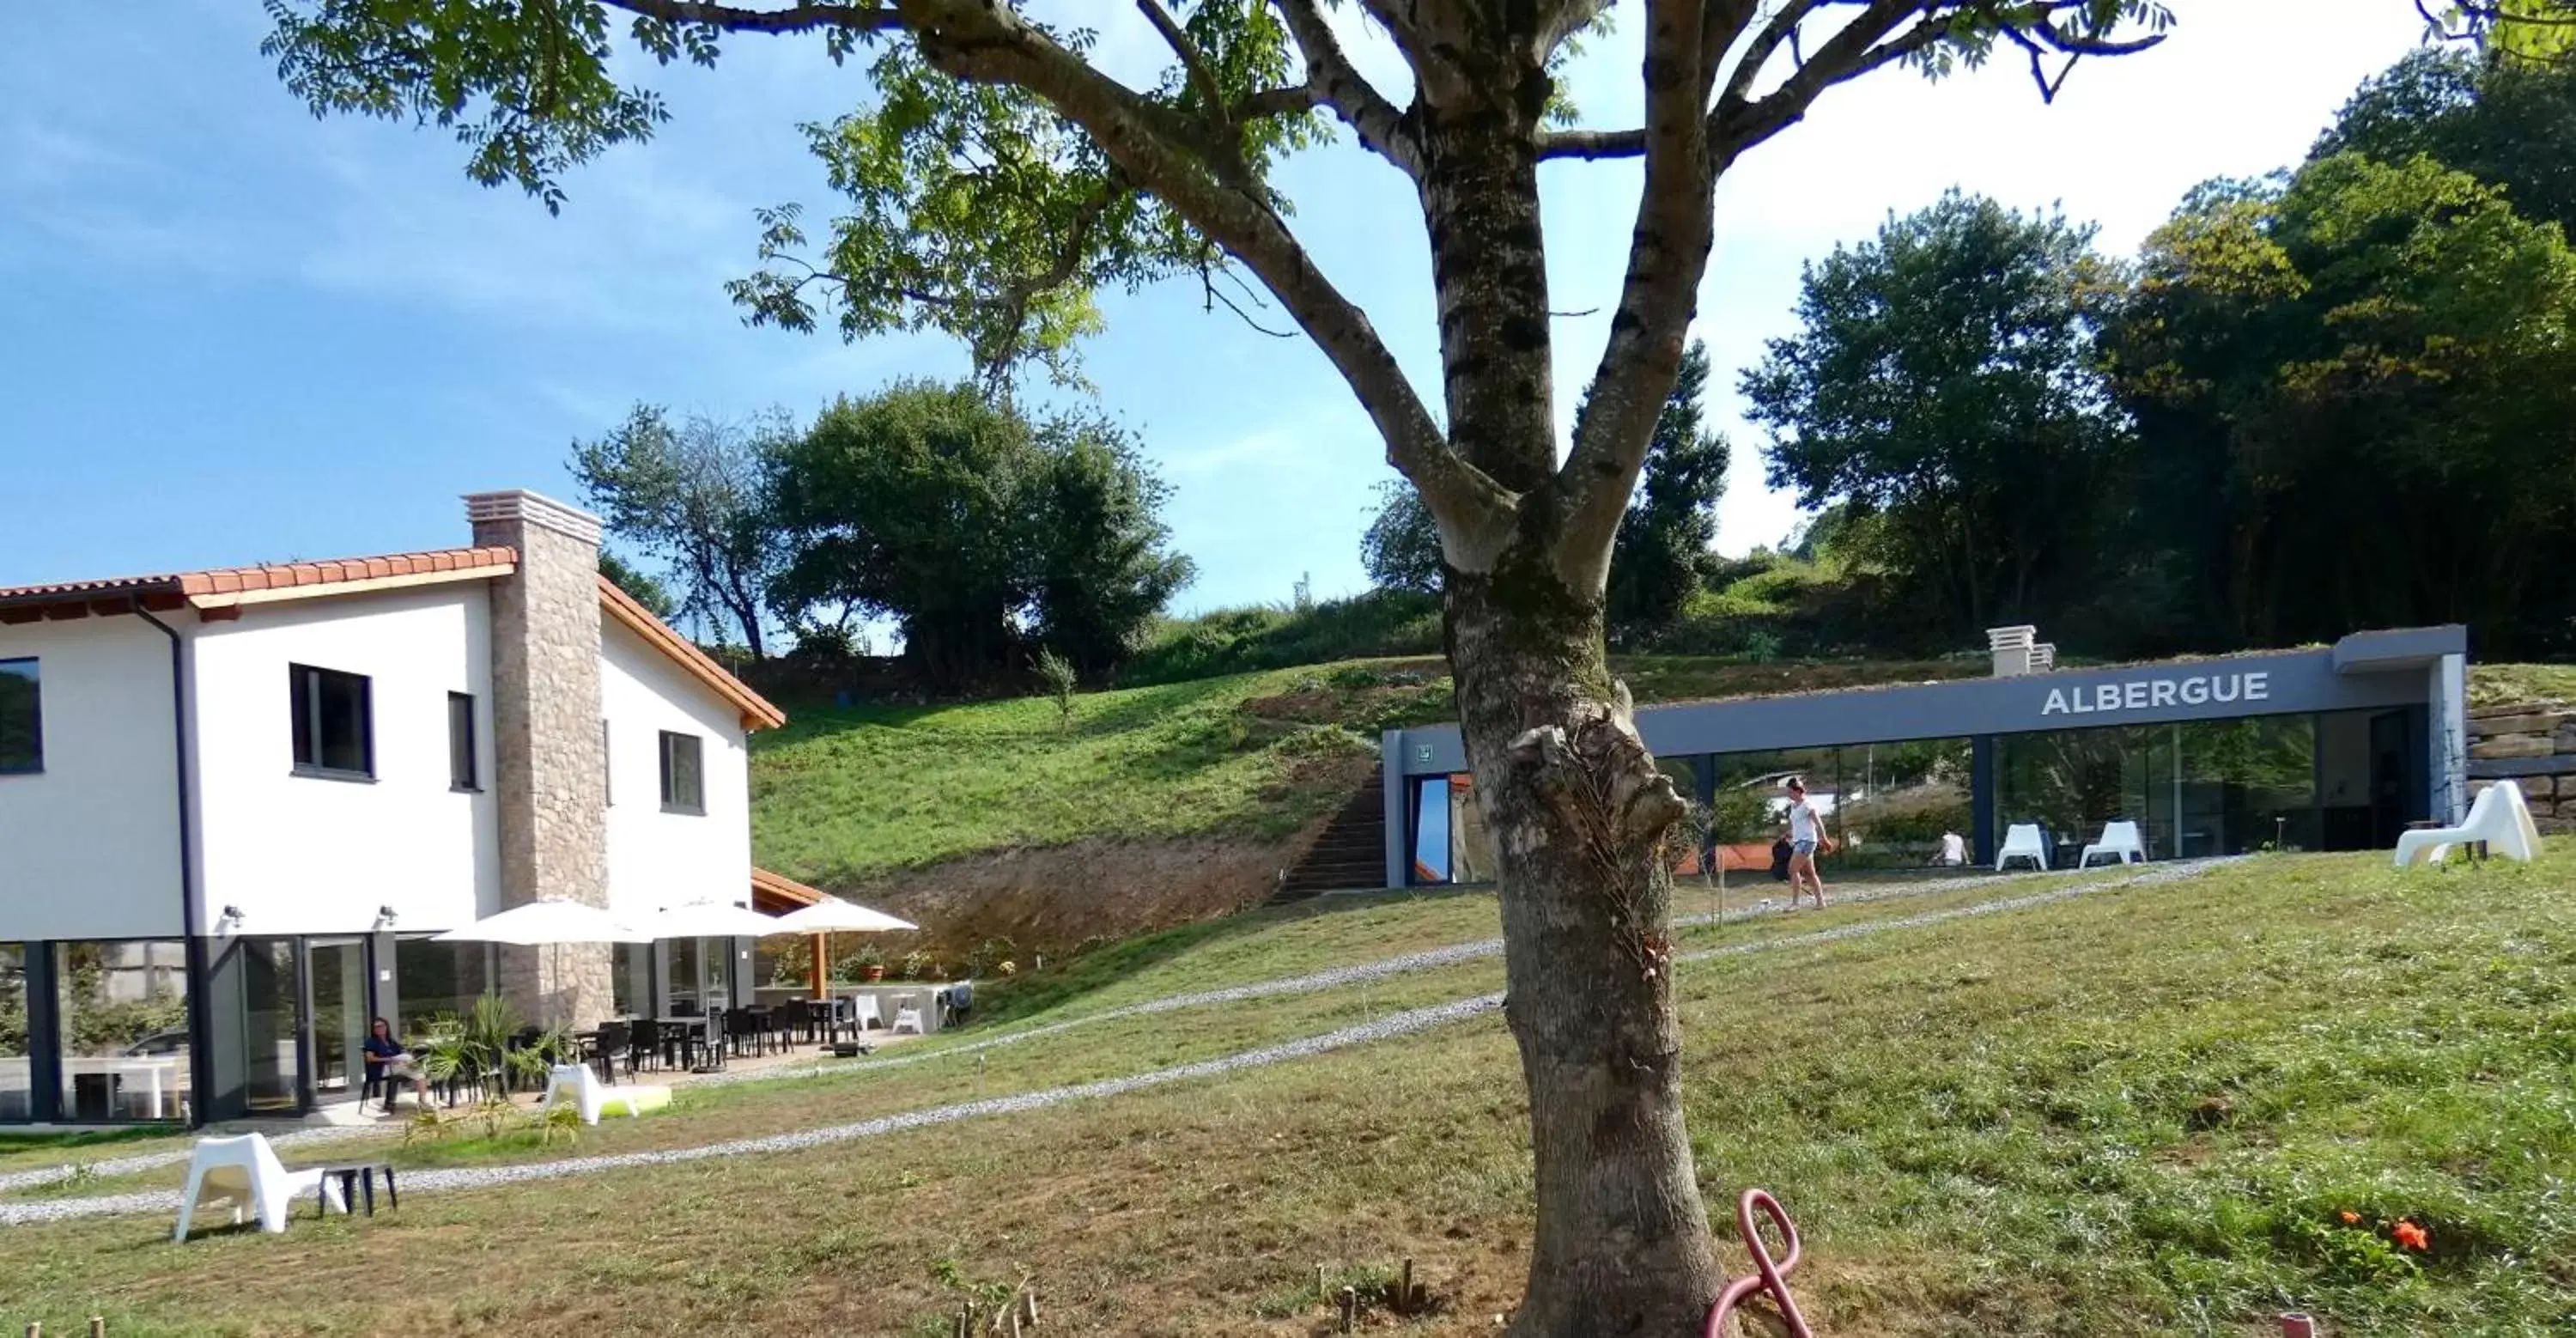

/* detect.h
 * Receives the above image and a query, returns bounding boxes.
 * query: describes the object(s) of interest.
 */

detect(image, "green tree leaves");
[768,381,1191,689]
[1743,192,2124,640]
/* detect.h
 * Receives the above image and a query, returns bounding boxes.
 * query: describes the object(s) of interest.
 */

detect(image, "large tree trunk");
[1447,562,1722,1337]
[1406,64,1725,1334]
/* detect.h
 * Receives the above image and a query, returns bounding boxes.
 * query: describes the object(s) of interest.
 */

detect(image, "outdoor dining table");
[653,1015,720,1070]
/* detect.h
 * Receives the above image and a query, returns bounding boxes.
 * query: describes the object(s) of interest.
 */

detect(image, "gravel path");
[0,857,2228,1227]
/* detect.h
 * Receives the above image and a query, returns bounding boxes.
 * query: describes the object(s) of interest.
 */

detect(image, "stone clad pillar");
[466,490,614,1027]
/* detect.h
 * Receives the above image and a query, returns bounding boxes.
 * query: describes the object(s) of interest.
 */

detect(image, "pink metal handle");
[1704,1189,1813,1338]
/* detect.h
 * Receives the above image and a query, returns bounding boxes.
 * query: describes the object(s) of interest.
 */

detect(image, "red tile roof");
[0,546,518,606]
[1,546,787,732]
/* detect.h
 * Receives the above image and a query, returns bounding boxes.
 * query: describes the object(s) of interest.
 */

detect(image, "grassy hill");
[748,654,1980,889]
[6,849,2569,1334]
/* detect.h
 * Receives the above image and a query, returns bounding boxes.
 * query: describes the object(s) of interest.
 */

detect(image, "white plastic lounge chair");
[538,1063,671,1127]
[850,995,883,1031]
[2394,781,2542,867]
[890,1001,925,1036]
[173,1134,343,1241]
[1996,824,2050,873]
[2079,820,2147,868]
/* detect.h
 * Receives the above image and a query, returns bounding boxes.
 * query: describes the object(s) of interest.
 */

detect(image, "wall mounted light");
[373,906,398,933]
[216,905,246,935]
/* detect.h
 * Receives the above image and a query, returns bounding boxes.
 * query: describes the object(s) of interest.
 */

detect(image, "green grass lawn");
[3,848,2569,1335]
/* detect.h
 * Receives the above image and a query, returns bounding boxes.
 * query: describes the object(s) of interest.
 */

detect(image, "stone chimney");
[466,490,613,1026]
[1987,625,2038,678]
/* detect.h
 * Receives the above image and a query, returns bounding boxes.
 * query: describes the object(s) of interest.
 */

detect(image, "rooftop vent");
[1987,625,2038,678]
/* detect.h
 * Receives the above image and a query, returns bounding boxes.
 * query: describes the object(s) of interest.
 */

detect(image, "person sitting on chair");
[362,1017,430,1114]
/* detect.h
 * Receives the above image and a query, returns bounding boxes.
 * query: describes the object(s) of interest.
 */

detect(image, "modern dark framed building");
[1383,627,2470,887]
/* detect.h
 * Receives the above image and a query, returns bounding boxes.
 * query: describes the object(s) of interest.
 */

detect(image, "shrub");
[1126,588,1439,685]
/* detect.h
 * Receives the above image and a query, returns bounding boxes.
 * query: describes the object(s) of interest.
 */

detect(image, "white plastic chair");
[2079,820,2148,867]
[537,1062,671,1126]
[1996,824,2050,872]
[890,1000,924,1035]
[850,995,883,1031]
[173,1134,342,1241]
[2394,781,2543,867]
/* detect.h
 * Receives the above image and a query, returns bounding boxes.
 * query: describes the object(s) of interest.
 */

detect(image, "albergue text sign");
[2041,671,2270,718]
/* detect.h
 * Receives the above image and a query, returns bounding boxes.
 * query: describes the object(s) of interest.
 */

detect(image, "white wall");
[0,616,185,940]
[191,586,498,936]
[601,617,752,916]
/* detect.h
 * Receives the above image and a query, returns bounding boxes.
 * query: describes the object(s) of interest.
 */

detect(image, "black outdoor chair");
[628,1019,665,1073]
[587,1020,631,1084]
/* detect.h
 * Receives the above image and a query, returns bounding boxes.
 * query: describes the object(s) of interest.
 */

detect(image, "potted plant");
[854,943,886,982]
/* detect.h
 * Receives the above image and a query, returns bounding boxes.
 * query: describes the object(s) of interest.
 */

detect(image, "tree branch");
[1552,0,1712,591]
[1536,127,1646,161]
[1137,0,1226,120]
[596,0,902,36]
[1269,0,1423,177]
[1715,2,1947,163]
[901,0,1511,539]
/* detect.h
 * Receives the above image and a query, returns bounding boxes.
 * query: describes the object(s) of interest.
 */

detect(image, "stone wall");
[467,490,616,1025]
[2466,702,2576,835]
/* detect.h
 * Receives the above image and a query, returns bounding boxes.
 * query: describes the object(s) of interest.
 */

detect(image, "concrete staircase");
[1274,763,1390,900]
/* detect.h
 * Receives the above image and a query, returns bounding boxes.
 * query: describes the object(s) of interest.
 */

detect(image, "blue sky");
[0,2,2429,620]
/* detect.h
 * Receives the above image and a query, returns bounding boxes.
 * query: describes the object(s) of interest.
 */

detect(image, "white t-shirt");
[1787,798,1818,844]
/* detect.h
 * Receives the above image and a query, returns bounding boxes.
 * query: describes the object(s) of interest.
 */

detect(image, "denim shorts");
[1791,839,1817,856]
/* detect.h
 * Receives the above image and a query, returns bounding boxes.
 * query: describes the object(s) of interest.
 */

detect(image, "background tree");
[2107,152,2576,654]
[1743,192,2128,643]
[569,404,790,657]
[1601,340,1728,644]
[769,380,1189,689]
[2316,46,2576,236]
[263,3,2172,1329]
[1358,479,1443,596]
[769,380,1043,693]
[597,551,681,622]
[1025,414,1197,679]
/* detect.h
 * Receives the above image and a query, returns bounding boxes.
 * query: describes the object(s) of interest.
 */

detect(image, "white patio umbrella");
[770,897,916,934]
[430,900,651,1027]
[431,899,653,945]
[642,900,783,940]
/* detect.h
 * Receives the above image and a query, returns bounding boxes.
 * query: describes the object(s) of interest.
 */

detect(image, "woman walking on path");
[1784,777,1834,909]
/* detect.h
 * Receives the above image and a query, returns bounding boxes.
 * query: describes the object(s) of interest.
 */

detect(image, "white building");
[0,490,791,1125]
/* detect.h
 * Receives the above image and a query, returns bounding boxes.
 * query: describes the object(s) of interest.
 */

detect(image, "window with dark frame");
[0,659,39,775]
[658,729,703,814]
[448,692,478,791]
[289,664,373,779]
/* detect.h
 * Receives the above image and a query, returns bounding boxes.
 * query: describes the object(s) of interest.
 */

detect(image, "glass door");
[238,938,302,1114]
[665,938,702,1016]
[307,938,371,1104]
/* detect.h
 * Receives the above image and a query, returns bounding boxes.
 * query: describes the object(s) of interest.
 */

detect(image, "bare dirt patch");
[835,824,1328,963]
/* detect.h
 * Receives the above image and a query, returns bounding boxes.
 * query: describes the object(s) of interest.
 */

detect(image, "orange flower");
[2338,1210,2361,1225]
[2391,1220,2430,1252]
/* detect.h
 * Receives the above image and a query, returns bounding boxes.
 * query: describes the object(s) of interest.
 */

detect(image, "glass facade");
[54,940,190,1122]
[1409,774,1496,885]
[0,944,27,1121]
[308,938,370,1101]
[613,941,651,1019]
[394,937,495,1037]
[1402,707,2420,885]
[234,938,302,1114]
[1993,709,2410,861]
